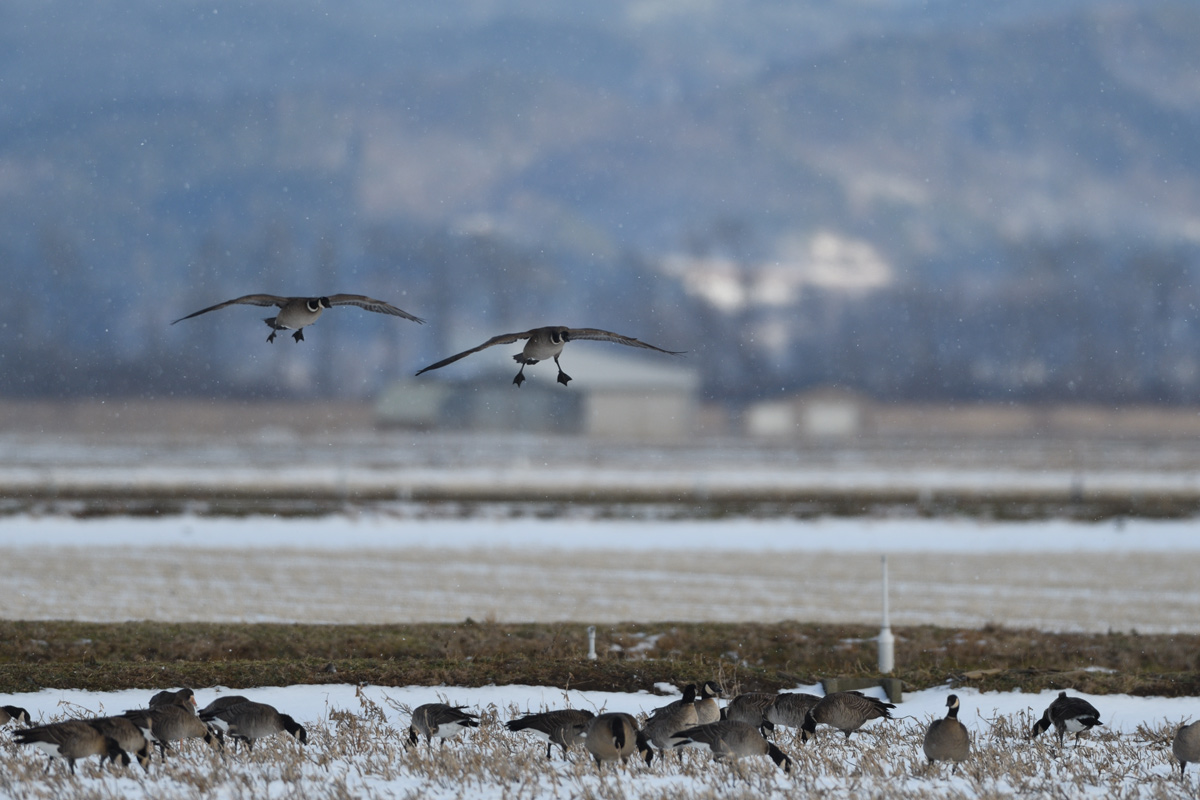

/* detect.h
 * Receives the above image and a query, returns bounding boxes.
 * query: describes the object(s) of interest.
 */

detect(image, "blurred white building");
[744,387,868,438]
[376,348,700,440]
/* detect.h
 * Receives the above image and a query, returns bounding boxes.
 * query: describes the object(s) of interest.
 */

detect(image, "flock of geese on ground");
[0,689,304,775]
[420,685,1200,779]
[171,293,684,387]
[7,684,1200,779]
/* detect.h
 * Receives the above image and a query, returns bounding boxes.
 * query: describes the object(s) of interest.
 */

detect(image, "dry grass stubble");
[6,689,1200,799]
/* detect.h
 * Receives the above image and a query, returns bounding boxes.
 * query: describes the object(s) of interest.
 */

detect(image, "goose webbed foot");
[554,356,571,386]
[513,367,527,387]
[292,329,304,342]
[266,330,278,343]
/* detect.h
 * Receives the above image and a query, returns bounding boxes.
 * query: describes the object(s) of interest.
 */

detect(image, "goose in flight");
[415,325,683,386]
[172,294,424,342]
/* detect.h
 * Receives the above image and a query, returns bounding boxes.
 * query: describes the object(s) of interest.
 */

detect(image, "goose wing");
[431,704,480,726]
[326,294,425,324]
[172,294,289,324]
[566,328,684,355]
[415,330,537,376]
[1053,696,1101,722]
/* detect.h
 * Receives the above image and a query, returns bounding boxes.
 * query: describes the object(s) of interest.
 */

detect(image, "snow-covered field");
[4,431,1200,797]
[3,514,1199,631]
[1,682,1198,799]
[6,429,1200,516]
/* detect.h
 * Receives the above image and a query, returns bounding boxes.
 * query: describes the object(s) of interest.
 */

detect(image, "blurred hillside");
[2,0,1198,406]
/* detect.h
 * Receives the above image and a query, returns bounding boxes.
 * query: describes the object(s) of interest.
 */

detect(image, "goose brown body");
[13,720,129,775]
[583,713,653,770]
[923,695,970,770]
[725,692,777,735]
[1174,721,1200,776]
[505,709,594,759]
[122,703,220,758]
[407,703,480,747]
[643,685,700,750]
[200,700,306,750]
[149,688,197,712]
[1030,692,1103,748]
[670,720,792,772]
[766,693,822,730]
[197,695,253,719]
[87,716,153,772]
[801,691,896,742]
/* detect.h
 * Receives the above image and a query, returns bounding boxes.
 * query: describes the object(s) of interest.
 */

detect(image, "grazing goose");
[1,705,30,726]
[173,293,424,343]
[1174,720,1200,776]
[122,703,221,759]
[643,685,700,750]
[407,703,480,748]
[87,716,153,773]
[694,681,724,725]
[670,720,792,772]
[923,694,970,771]
[414,325,683,387]
[200,700,306,751]
[583,712,654,771]
[725,692,778,736]
[1030,692,1103,748]
[13,720,129,775]
[149,688,197,712]
[800,691,896,743]
[505,709,595,759]
[766,692,822,733]
[647,685,698,722]
[197,695,253,719]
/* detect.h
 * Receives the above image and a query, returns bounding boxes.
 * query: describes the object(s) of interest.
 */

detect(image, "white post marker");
[587,625,597,660]
[878,555,895,673]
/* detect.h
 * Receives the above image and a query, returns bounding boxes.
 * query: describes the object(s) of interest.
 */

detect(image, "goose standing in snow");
[407,703,480,748]
[1030,692,1103,749]
[670,719,792,773]
[583,712,653,771]
[923,694,970,771]
[121,703,221,759]
[800,691,896,743]
[1174,720,1200,776]
[86,716,153,773]
[505,709,594,759]
[13,720,130,775]
[200,700,306,751]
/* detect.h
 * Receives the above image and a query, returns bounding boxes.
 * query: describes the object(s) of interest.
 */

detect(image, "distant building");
[744,387,868,438]
[376,348,700,440]
[742,391,1200,440]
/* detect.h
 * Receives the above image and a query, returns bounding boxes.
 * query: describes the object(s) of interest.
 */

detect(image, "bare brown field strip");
[2,619,1199,697]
